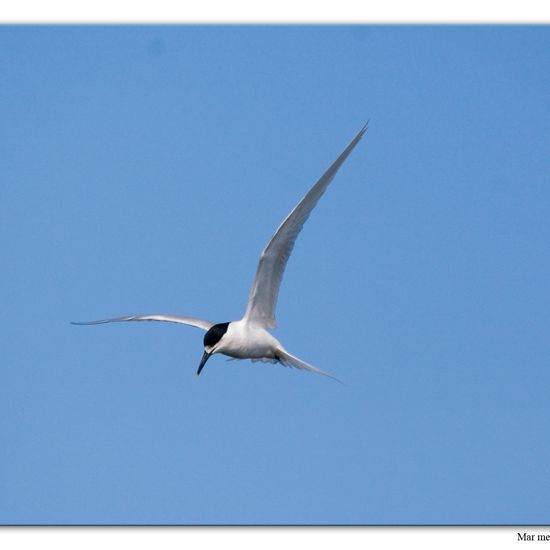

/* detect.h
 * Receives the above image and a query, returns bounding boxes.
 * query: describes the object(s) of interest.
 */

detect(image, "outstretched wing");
[243,123,368,329]
[277,348,341,383]
[71,313,214,331]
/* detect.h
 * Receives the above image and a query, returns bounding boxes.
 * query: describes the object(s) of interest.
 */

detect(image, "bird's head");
[196,322,230,377]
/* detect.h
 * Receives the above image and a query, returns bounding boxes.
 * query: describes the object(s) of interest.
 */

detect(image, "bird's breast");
[217,322,281,360]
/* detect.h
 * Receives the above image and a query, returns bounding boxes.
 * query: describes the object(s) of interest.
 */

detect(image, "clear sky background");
[1,25,549,525]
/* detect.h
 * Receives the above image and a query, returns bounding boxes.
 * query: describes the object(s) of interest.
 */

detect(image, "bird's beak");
[196,350,211,377]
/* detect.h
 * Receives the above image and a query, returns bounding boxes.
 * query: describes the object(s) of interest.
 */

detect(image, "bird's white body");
[210,321,281,362]
[73,124,368,381]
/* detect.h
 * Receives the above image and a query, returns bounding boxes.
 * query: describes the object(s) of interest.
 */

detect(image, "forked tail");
[276,349,342,383]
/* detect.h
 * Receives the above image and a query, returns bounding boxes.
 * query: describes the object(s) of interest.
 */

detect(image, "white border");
[0,0,549,22]
[1,526,549,549]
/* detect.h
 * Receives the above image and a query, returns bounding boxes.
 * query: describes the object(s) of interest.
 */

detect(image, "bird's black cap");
[203,322,230,348]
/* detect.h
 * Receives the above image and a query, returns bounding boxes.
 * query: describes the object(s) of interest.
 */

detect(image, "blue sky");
[1,25,549,525]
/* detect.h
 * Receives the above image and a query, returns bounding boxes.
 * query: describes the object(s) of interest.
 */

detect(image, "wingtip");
[350,121,369,144]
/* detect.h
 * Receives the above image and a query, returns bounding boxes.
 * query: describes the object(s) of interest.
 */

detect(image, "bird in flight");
[73,124,368,381]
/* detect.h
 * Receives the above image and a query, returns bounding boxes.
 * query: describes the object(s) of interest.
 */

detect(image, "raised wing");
[71,313,214,331]
[243,123,368,328]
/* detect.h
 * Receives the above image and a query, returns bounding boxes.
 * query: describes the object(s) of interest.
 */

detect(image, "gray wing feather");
[71,314,214,331]
[244,123,368,328]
